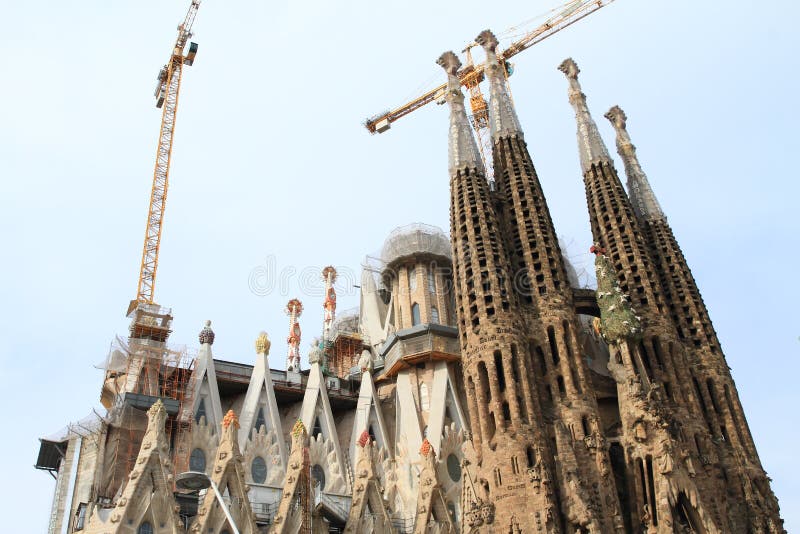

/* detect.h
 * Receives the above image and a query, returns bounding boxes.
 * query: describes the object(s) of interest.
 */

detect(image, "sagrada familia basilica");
[36,30,784,534]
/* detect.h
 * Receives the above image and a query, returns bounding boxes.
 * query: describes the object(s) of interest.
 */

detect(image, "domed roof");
[380,223,451,267]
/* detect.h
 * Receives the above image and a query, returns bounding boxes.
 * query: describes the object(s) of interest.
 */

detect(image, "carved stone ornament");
[255,331,271,355]
[199,320,215,345]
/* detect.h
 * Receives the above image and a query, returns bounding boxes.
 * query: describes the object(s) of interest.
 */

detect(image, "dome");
[380,223,451,268]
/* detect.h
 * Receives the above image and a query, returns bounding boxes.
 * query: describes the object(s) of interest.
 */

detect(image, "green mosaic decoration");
[592,245,642,343]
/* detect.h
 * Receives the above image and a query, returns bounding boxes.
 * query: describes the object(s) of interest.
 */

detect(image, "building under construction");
[35,1,785,533]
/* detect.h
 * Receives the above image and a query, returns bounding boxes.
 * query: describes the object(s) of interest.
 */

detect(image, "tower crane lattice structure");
[363,0,615,182]
[131,0,201,313]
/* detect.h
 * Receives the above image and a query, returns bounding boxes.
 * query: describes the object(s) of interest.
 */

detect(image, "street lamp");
[176,471,241,534]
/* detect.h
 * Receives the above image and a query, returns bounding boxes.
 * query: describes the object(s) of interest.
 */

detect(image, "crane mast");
[364,0,615,176]
[132,0,200,312]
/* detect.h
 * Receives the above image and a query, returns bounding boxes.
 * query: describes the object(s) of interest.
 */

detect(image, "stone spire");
[559,58,612,172]
[475,30,523,141]
[439,47,561,532]
[436,51,484,175]
[605,105,666,221]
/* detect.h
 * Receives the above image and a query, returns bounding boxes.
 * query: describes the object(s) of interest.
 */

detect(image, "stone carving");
[270,421,311,534]
[82,400,183,534]
[255,331,271,355]
[345,431,395,533]
[198,320,215,345]
[308,432,348,495]
[191,410,257,534]
[412,440,455,534]
[243,425,285,486]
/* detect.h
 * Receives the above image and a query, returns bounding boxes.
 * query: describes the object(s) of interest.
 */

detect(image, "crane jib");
[364,0,614,135]
[133,0,201,308]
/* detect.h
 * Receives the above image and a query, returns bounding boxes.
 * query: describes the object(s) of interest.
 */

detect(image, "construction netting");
[380,223,451,267]
[94,334,196,501]
[329,307,360,340]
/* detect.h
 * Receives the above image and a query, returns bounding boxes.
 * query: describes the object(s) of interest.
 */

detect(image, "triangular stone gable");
[345,431,396,534]
[426,362,469,455]
[270,420,312,534]
[395,371,424,465]
[359,269,389,348]
[413,440,455,534]
[83,399,183,533]
[190,410,257,534]
[239,332,287,470]
[349,361,391,468]
[299,355,350,494]
[191,322,223,433]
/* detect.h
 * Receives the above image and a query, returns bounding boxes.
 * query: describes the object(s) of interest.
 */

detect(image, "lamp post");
[176,471,241,534]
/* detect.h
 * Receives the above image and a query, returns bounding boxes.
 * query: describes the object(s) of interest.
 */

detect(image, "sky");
[1,0,798,531]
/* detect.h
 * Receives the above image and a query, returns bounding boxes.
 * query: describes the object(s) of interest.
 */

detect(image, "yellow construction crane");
[364,0,615,179]
[130,0,200,314]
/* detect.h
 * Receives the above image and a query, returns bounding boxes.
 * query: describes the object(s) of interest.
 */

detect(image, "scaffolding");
[97,328,196,501]
[327,308,363,380]
[380,223,451,268]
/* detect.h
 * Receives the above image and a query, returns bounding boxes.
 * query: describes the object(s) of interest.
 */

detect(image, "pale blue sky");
[1,0,798,531]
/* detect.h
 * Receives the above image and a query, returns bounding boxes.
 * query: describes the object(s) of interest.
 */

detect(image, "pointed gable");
[299,349,350,494]
[349,358,391,468]
[190,410,257,534]
[191,321,223,433]
[344,431,396,533]
[425,363,469,455]
[413,440,455,534]
[83,399,183,534]
[270,420,312,534]
[238,332,287,477]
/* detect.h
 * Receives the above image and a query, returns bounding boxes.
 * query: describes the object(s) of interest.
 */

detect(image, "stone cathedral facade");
[37,31,783,534]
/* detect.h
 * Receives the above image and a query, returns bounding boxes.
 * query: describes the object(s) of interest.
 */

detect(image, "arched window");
[478,362,491,401]
[411,303,421,326]
[254,407,267,434]
[251,456,267,484]
[311,418,322,439]
[195,398,207,424]
[706,379,721,412]
[311,464,326,490]
[431,306,440,324]
[446,454,462,482]
[581,416,590,437]
[494,467,502,487]
[409,267,417,291]
[494,351,506,392]
[189,448,206,472]
[137,522,154,534]
[526,446,536,468]
[556,375,566,398]
[547,326,560,366]
[428,268,436,292]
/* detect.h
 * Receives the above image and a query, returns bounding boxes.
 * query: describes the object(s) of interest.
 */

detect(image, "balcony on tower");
[375,224,460,378]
